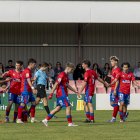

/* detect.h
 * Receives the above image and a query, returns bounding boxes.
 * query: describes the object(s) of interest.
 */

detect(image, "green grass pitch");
[0,110,140,140]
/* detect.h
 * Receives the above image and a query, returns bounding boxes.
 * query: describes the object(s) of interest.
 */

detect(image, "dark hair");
[82,59,91,67]
[41,62,49,67]
[56,62,61,65]
[8,60,13,63]
[16,60,23,66]
[104,63,110,70]
[0,63,4,73]
[93,63,99,69]
[28,58,36,65]
[121,62,130,68]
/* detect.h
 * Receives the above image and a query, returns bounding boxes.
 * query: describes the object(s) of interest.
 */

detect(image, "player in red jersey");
[2,61,23,123]
[78,59,107,123]
[110,62,140,122]
[107,56,121,122]
[42,63,78,127]
[17,58,37,123]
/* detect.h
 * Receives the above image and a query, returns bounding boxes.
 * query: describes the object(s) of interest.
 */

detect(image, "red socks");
[112,106,119,118]
[30,105,36,118]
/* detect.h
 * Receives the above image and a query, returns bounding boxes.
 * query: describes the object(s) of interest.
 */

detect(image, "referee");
[34,62,50,115]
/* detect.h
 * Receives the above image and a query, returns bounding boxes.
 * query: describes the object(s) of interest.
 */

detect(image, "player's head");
[110,56,119,67]
[121,62,130,72]
[8,60,13,66]
[138,62,140,68]
[65,62,75,73]
[48,63,53,69]
[40,62,49,71]
[56,62,61,68]
[15,61,23,71]
[82,59,91,69]
[28,58,36,69]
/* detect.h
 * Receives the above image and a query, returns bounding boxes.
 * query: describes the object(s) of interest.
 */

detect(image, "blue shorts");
[20,92,35,104]
[57,96,70,108]
[84,95,93,104]
[8,93,20,104]
[110,90,119,106]
[118,92,130,105]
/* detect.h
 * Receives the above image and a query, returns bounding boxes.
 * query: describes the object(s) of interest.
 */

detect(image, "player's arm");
[132,74,140,88]
[32,75,38,84]
[67,83,78,93]
[108,78,118,87]
[113,81,119,96]
[27,78,34,89]
[1,71,11,80]
[48,82,58,99]
[78,81,87,96]
[132,81,140,88]
[0,78,11,84]
[108,72,120,87]
[97,77,109,87]
[78,72,88,95]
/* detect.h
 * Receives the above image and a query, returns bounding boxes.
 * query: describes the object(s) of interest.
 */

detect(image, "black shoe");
[84,119,90,123]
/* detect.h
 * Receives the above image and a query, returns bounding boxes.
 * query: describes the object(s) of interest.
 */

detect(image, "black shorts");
[36,84,47,98]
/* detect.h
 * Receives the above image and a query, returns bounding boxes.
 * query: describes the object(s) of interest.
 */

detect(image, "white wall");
[0,1,140,23]
[96,94,140,110]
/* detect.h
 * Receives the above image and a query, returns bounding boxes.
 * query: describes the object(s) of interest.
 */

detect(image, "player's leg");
[42,97,51,115]
[108,91,119,122]
[123,94,130,121]
[13,94,20,123]
[13,103,19,123]
[30,101,36,123]
[28,92,36,123]
[84,102,90,122]
[35,97,41,105]
[87,102,94,123]
[83,95,90,122]
[17,94,27,123]
[22,105,28,123]
[118,92,125,122]
[5,101,13,122]
[17,102,25,123]
[66,106,77,126]
[5,93,14,122]
[42,106,61,126]
[87,96,94,123]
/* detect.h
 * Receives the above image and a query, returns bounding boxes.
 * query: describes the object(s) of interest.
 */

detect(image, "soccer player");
[17,58,37,123]
[2,61,23,122]
[42,62,78,127]
[34,62,51,115]
[78,59,107,123]
[108,56,121,122]
[110,62,140,122]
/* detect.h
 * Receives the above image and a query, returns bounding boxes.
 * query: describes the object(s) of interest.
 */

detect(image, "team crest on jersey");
[26,73,29,77]
[58,78,62,83]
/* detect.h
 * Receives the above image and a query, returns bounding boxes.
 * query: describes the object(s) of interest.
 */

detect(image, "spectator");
[54,62,64,80]
[47,63,55,80]
[92,63,102,78]
[5,60,15,71]
[0,63,5,84]
[102,63,111,84]
[73,63,84,80]
[0,63,4,75]
[133,62,140,80]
